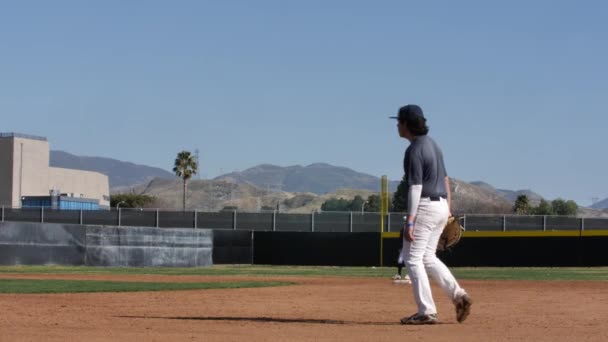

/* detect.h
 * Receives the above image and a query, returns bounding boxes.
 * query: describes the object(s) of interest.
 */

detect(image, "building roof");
[0,132,47,141]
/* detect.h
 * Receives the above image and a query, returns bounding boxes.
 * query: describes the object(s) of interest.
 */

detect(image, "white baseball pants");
[401,198,467,315]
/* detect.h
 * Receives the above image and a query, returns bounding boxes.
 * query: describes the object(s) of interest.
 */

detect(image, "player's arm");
[406,184,422,241]
[405,152,423,241]
[445,176,452,216]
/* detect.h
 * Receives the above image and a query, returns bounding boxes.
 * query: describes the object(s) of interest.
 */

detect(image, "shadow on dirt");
[117,315,403,325]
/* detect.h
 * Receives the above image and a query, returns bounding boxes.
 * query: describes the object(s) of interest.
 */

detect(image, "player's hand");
[404,225,415,242]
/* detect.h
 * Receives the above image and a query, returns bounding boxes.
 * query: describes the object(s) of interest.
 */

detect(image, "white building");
[0,133,110,208]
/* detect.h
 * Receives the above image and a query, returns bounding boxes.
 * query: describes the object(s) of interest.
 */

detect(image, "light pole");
[116,200,126,226]
[116,201,126,210]
[361,201,368,214]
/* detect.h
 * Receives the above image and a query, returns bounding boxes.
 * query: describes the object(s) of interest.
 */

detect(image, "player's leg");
[393,248,404,280]
[423,201,465,299]
[404,205,437,315]
[423,199,472,322]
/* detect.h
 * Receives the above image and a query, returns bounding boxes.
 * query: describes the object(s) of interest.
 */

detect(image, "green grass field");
[0,278,291,294]
[0,265,607,282]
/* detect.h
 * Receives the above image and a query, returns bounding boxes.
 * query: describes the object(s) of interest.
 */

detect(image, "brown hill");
[119,177,514,214]
[577,207,608,218]
[214,163,400,194]
[124,178,288,211]
[50,150,175,189]
[450,178,514,214]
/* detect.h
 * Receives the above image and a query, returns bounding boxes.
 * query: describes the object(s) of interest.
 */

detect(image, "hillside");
[470,181,544,203]
[132,178,285,211]
[47,151,549,213]
[115,176,608,217]
[590,197,608,210]
[127,177,376,213]
[124,176,515,214]
[48,151,597,215]
[50,150,175,189]
[451,179,514,214]
[215,163,400,194]
[577,207,608,217]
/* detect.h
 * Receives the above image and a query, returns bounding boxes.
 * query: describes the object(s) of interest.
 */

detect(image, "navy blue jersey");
[403,135,448,198]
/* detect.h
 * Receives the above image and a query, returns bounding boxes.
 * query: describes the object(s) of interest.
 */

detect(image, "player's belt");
[426,196,446,201]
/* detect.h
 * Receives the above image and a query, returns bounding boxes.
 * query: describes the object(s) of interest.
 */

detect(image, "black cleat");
[400,313,439,325]
[454,294,473,323]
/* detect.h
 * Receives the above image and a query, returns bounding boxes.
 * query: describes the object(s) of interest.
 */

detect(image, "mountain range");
[48,150,608,211]
[469,181,544,204]
[214,163,401,194]
[591,197,608,210]
[50,150,175,188]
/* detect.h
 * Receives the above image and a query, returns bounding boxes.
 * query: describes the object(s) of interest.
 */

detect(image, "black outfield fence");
[253,232,380,266]
[0,222,213,267]
[1,220,607,267]
[1,207,607,232]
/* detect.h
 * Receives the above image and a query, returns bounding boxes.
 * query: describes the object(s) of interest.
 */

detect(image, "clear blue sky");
[1,1,606,205]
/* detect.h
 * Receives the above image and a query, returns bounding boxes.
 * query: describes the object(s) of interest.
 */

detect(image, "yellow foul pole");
[381,175,389,231]
[380,175,389,266]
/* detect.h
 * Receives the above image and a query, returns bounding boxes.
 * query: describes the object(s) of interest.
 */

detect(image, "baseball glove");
[437,216,464,251]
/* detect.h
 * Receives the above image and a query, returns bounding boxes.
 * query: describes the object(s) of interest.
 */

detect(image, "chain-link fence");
[1,206,607,232]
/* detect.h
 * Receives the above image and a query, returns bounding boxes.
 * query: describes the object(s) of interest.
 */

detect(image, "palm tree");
[173,150,198,211]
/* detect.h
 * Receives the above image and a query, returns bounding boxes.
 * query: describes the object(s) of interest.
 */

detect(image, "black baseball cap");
[389,104,425,121]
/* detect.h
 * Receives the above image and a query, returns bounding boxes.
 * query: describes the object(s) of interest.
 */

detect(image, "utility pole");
[195,148,200,179]
[19,142,23,207]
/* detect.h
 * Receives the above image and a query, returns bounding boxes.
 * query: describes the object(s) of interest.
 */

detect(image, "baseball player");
[390,104,472,325]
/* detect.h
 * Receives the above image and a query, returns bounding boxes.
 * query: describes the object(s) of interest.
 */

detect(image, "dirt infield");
[0,274,607,342]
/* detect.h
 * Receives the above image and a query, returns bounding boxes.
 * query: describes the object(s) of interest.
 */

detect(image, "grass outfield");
[0,265,607,281]
[0,279,291,294]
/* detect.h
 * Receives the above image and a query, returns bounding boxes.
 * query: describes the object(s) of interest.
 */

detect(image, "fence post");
[463,214,467,230]
[387,213,391,232]
[156,209,160,228]
[79,209,83,225]
[311,211,315,232]
[503,215,506,231]
[581,217,585,232]
[2,205,4,222]
[273,210,276,231]
[41,207,44,223]
[118,208,121,227]
[233,210,237,230]
[250,230,255,264]
[349,212,353,233]
[193,209,197,229]
[543,215,547,231]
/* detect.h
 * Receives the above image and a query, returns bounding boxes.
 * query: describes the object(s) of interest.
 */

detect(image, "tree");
[320,194,383,212]
[564,200,578,216]
[365,194,382,212]
[551,199,578,216]
[172,150,198,211]
[531,199,553,215]
[110,193,156,208]
[391,175,408,212]
[348,195,366,212]
[321,198,351,211]
[513,195,530,215]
